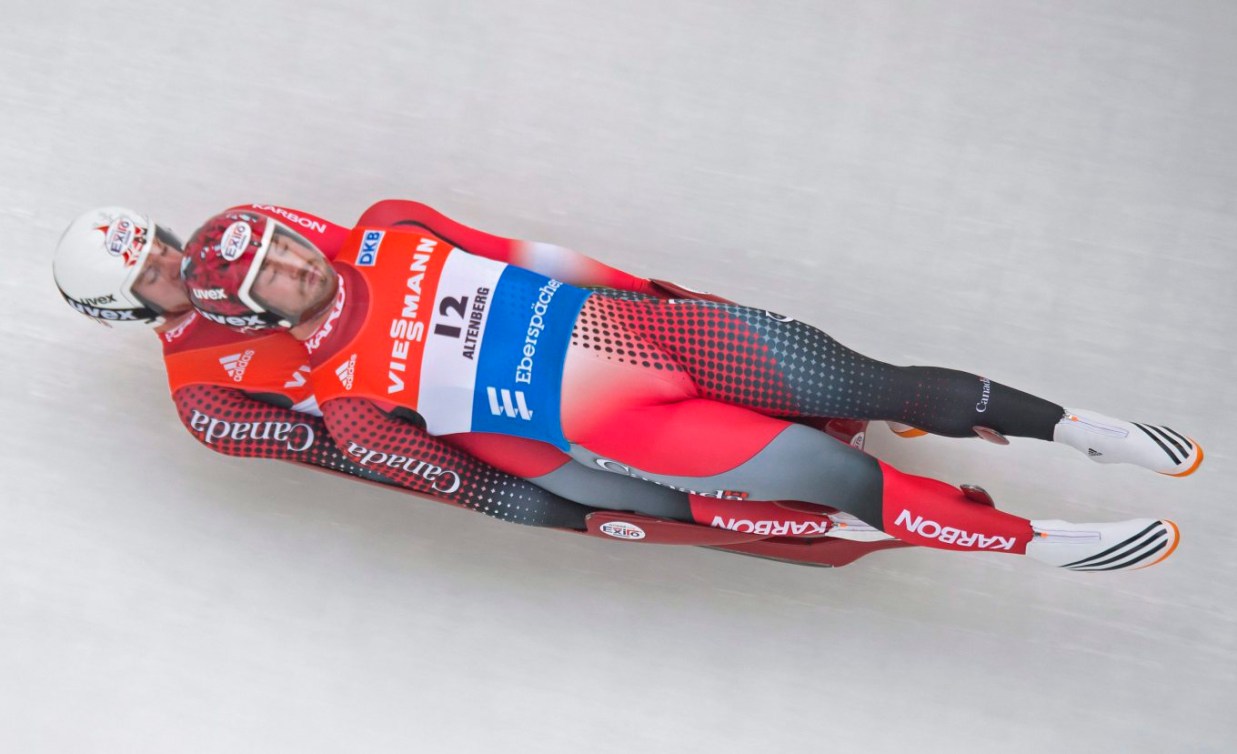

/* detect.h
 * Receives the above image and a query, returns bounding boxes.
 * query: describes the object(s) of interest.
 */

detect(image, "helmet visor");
[124,223,189,320]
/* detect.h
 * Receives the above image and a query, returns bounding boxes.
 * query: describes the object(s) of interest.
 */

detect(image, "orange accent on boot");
[1162,442,1204,478]
[893,426,928,438]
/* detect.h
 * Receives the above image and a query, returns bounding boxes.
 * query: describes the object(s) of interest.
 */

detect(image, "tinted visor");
[153,224,183,251]
[125,223,188,318]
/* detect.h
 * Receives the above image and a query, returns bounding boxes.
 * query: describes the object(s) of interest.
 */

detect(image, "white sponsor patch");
[600,521,646,540]
[105,217,136,256]
[220,221,253,261]
[415,250,504,435]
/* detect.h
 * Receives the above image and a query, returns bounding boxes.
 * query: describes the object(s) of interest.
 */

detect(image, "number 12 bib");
[312,227,590,450]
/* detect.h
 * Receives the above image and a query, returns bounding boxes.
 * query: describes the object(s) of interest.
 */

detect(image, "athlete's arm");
[321,397,592,529]
[172,383,392,484]
[355,199,657,295]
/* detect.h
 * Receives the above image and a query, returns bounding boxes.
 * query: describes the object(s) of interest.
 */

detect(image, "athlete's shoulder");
[356,198,439,229]
[162,313,313,398]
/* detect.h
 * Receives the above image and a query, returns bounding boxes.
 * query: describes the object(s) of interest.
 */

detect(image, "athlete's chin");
[303,281,336,319]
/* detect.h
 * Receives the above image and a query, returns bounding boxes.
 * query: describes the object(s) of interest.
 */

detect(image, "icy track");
[2,1,1235,752]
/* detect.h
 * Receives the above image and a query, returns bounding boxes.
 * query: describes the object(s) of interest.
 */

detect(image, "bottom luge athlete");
[54,203,888,562]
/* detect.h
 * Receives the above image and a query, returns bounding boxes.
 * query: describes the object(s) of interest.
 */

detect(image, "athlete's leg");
[444,433,694,520]
[562,395,1177,568]
[574,292,1059,435]
[571,293,1202,475]
[445,431,846,535]
[564,396,1017,557]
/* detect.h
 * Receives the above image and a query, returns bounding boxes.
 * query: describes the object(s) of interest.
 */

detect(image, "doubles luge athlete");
[54,204,892,563]
[51,207,444,485]
[51,206,598,528]
[182,201,1202,572]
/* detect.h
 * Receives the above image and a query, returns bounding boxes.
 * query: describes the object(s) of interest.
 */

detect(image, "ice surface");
[2,1,1235,751]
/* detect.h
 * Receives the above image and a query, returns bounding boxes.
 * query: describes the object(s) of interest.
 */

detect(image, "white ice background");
[2,1,1235,752]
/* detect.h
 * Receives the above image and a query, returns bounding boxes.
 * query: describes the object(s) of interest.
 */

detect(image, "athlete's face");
[130,236,190,313]
[251,232,337,321]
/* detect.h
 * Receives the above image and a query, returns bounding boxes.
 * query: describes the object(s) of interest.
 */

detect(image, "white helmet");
[53,206,182,327]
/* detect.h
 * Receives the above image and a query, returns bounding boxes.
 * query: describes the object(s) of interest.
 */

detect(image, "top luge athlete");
[180,201,1202,572]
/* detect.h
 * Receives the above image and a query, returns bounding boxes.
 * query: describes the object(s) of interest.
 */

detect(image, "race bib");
[324,228,590,450]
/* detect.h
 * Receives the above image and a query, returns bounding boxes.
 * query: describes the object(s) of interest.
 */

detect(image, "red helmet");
[182,210,331,331]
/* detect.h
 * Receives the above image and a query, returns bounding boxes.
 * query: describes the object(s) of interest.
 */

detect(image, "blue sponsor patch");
[470,266,589,449]
[356,230,384,267]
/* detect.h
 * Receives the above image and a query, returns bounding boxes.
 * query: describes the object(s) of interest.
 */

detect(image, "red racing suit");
[166,201,668,528]
[292,202,868,537]
[158,204,392,483]
[290,203,1042,559]
[161,309,394,482]
[163,204,595,511]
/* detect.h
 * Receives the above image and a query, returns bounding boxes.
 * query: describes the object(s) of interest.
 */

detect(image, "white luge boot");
[1054,409,1203,477]
[1026,519,1180,572]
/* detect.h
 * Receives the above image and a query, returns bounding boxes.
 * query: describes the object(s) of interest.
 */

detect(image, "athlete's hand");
[648,278,735,304]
